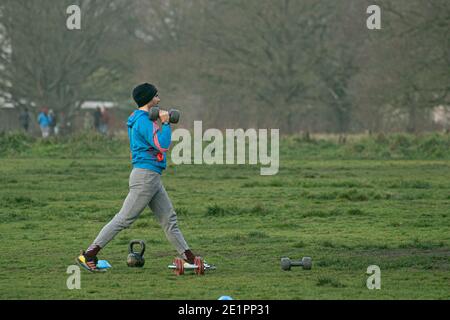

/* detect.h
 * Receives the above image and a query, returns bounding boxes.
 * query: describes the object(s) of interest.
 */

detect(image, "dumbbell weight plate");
[280,257,291,271]
[194,257,205,275]
[302,257,312,270]
[174,257,184,275]
[149,106,160,121]
[169,109,180,124]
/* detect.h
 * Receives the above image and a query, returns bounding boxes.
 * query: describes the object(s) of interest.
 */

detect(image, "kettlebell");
[127,239,146,268]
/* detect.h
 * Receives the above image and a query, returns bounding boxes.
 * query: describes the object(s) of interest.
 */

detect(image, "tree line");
[0,0,448,134]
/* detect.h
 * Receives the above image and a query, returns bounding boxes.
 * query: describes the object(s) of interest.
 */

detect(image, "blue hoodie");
[127,110,172,174]
[37,112,50,127]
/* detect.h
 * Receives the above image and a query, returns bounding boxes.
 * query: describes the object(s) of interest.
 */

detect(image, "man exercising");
[77,83,197,272]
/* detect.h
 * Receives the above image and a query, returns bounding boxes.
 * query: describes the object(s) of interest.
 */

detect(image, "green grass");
[0,133,449,299]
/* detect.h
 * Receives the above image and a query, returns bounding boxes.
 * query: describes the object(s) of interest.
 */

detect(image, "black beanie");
[132,83,158,107]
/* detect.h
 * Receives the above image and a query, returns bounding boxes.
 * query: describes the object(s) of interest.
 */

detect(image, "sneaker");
[76,250,101,273]
[181,249,196,264]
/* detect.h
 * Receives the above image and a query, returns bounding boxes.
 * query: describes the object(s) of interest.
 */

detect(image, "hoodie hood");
[127,110,149,128]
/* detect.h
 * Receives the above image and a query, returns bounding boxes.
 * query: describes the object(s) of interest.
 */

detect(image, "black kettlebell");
[149,106,180,124]
[127,240,146,268]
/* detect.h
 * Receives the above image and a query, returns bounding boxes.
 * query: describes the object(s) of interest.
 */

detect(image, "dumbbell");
[281,257,312,271]
[170,257,207,276]
[149,106,180,124]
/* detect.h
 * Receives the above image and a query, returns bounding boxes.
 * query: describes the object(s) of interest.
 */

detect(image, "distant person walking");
[19,108,31,133]
[94,107,101,132]
[99,106,110,135]
[37,108,50,138]
[48,109,57,136]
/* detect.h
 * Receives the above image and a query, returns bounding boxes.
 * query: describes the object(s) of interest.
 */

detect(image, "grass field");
[0,133,449,299]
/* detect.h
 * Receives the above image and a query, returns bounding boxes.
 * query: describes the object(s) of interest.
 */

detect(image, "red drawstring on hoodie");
[152,121,168,162]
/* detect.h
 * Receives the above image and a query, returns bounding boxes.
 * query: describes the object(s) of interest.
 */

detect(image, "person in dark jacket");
[93,107,101,132]
[19,108,31,132]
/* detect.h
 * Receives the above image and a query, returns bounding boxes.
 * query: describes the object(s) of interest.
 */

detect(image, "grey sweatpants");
[92,168,189,254]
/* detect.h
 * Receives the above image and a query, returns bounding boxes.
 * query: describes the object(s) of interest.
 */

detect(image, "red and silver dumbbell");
[169,257,215,275]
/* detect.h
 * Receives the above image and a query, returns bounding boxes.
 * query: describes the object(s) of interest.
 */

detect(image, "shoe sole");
[76,257,106,273]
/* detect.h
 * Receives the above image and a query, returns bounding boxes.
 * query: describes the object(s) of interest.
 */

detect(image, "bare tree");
[313,1,374,134]
[2,0,446,134]
[188,0,332,132]
[0,0,134,130]
[381,0,450,132]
